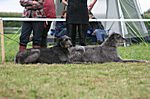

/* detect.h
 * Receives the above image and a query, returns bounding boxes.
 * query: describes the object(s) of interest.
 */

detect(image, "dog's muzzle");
[65,39,73,48]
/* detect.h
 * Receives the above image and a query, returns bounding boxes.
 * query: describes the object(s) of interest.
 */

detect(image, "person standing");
[19,0,45,52]
[62,0,97,46]
[42,0,56,48]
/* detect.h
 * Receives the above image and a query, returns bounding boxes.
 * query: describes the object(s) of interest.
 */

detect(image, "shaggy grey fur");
[15,35,72,64]
[68,33,145,63]
[15,33,146,64]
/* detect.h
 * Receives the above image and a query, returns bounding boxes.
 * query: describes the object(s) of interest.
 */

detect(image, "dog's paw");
[74,46,85,53]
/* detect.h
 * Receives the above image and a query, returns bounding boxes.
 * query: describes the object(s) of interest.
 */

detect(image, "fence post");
[0,18,5,64]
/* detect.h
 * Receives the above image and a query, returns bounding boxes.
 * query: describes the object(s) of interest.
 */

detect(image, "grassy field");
[1,34,150,62]
[0,62,150,99]
[0,34,150,99]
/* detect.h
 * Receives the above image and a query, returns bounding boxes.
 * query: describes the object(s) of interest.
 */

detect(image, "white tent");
[55,0,149,39]
[91,0,148,39]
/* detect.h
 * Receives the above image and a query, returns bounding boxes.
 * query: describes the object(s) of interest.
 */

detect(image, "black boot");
[68,24,76,46]
[78,24,87,46]
[19,44,27,52]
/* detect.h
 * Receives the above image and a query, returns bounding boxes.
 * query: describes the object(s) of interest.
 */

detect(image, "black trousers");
[67,24,88,46]
[41,21,52,47]
[20,21,44,46]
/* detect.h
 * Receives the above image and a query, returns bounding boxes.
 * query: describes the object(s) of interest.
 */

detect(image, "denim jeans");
[95,29,107,42]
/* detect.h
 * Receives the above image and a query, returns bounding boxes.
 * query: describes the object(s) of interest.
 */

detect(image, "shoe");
[19,45,26,52]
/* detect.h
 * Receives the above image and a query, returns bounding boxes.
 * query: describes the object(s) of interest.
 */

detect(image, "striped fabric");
[20,0,45,18]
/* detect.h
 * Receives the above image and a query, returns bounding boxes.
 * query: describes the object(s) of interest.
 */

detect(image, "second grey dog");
[15,35,72,64]
[69,33,145,63]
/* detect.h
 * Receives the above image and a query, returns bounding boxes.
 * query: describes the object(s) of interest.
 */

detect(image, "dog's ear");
[108,32,117,40]
[110,32,121,39]
[112,33,127,43]
[65,37,71,41]
[114,33,123,39]
[61,35,71,41]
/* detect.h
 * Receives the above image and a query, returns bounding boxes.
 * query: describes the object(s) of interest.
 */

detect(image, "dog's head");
[109,32,126,43]
[102,32,126,47]
[57,35,72,48]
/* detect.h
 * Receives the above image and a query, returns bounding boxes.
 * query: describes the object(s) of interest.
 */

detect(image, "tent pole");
[117,0,126,47]
[0,18,5,64]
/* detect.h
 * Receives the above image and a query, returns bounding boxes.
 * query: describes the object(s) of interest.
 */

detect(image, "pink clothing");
[43,0,56,18]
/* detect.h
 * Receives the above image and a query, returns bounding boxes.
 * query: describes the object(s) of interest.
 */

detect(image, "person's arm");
[20,0,44,10]
[20,0,34,7]
[32,0,44,9]
[88,0,97,11]
[62,0,68,6]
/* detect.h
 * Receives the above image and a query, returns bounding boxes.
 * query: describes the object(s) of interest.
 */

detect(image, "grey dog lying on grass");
[15,35,72,64]
[68,33,146,63]
[15,33,146,64]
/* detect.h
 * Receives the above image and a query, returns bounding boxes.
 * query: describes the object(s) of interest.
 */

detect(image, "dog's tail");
[121,60,148,63]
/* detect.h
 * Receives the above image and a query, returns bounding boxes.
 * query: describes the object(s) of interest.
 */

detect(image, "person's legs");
[19,21,32,52]
[67,24,76,46]
[57,28,67,37]
[32,21,44,48]
[41,21,51,48]
[78,24,88,46]
[95,29,106,44]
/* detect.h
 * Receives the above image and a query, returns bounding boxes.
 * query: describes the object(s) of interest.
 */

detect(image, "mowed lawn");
[0,42,150,99]
[0,62,150,99]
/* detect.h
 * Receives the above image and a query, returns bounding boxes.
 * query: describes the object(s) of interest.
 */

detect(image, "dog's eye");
[65,39,68,41]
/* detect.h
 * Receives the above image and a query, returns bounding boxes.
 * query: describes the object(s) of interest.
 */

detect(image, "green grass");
[0,33,32,62]
[0,63,150,99]
[1,34,150,62]
[0,34,150,98]
[118,43,150,60]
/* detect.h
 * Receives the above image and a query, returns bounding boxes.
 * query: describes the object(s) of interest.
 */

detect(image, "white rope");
[1,18,150,22]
